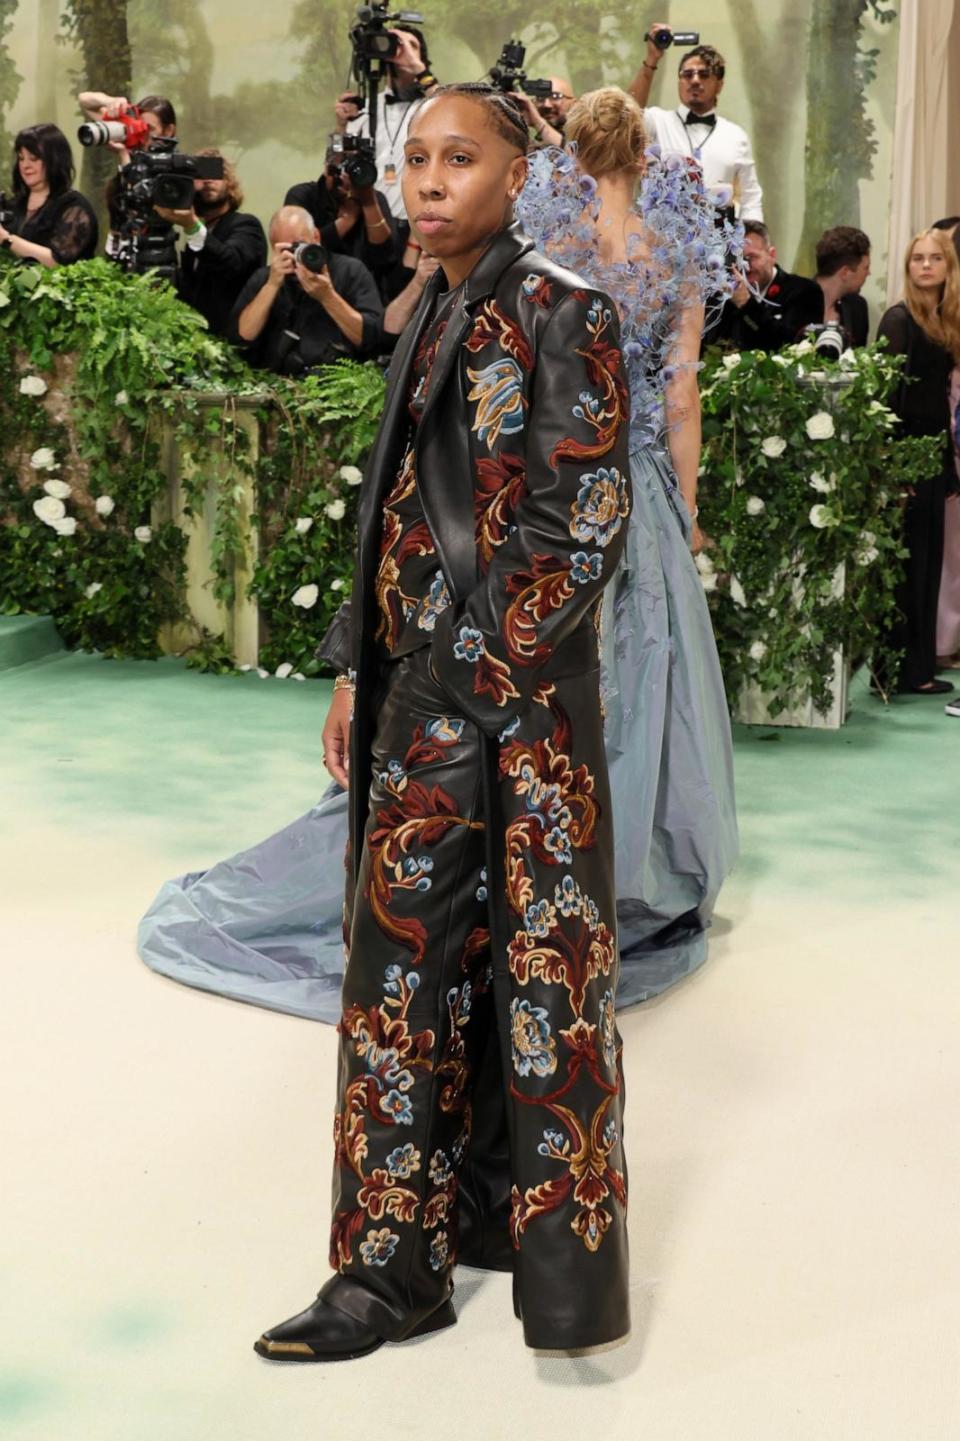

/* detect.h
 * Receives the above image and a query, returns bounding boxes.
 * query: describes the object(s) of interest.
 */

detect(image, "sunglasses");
[678,68,715,80]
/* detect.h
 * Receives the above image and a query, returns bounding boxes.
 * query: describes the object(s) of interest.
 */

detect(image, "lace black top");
[12,189,99,264]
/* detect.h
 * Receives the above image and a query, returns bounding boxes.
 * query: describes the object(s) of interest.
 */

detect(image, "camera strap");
[678,109,718,160]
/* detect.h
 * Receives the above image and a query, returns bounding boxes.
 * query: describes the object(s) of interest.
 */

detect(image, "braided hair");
[427,83,529,154]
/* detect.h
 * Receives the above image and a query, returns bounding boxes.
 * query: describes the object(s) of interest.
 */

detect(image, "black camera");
[110,139,224,280]
[350,1,424,64]
[326,133,378,191]
[489,40,552,101]
[292,241,328,274]
[645,28,700,48]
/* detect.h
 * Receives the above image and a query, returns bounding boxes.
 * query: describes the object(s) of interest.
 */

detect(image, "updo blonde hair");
[564,86,648,178]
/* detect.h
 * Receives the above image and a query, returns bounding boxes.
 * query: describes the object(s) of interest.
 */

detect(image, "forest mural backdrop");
[1,1,900,317]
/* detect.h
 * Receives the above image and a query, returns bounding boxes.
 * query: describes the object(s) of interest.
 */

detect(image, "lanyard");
[677,109,717,160]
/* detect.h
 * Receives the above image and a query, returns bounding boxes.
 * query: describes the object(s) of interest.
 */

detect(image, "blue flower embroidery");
[417,570,451,632]
[425,716,466,744]
[554,875,582,917]
[384,963,403,995]
[383,1089,414,1125]
[524,898,556,938]
[377,757,407,792]
[569,467,629,549]
[570,550,603,585]
[603,1118,619,1151]
[544,825,573,864]
[510,998,558,1079]
[598,988,618,1069]
[359,1227,400,1267]
[385,1143,421,1179]
[498,715,521,743]
[453,625,485,663]
[537,1126,570,1158]
[467,358,526,449]
[429,1231,450,1272]
[521,273,544,298]
[428,1149,453,1187]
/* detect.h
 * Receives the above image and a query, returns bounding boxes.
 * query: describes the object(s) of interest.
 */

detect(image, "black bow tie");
[684,110,716,128]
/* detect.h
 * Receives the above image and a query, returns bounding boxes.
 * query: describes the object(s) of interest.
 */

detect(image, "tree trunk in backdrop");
[66,0,132,242]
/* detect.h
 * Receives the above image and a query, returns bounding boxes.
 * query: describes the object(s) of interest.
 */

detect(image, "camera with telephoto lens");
[489,40,552,101]
[326,133,378,191]
[803,322,846,361]
[292,240,328,274]
[644,27,701,48]
[77,108,154,152]
[350,0,424,64]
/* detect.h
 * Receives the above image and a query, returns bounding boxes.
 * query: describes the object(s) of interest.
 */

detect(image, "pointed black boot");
[254,1279,456,1363]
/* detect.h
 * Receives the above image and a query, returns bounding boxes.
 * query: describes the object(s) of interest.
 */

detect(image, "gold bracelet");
[333,673,355,693]
[368,216,390,231]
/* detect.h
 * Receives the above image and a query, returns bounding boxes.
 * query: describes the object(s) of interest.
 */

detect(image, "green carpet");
[0,615,64,671]
[0,650,955,900]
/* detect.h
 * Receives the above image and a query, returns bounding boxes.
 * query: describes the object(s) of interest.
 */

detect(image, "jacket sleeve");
[200,213,267,279]
[315,599,353,672]
[340,258,385,353]
[429,288,632,737]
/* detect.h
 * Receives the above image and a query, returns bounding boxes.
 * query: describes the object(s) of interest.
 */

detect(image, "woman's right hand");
[322,687,353,789]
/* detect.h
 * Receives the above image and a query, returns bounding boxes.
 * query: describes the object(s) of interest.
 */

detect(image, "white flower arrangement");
[291,583,319,609]
[275,662,294,679]
[52,516,78,537]
[294,517,314,535]
[805,411,835,441]
[729,575,747,608]
[19,375,48,397]
[30,447,58,471]
[330,577,345,591]
[760,435,787,458]
[42,478,71,499]
[808,504,836,529]
[134,525,152,543]
[746,495,766,516]
[33,495,66,525]
[95,495,115,516]
[808,471,835,494]
[115,390,129,406]
[749,640,767,661]
[721,353,741,370]
[338,465,363,486]
[325,498,347,521]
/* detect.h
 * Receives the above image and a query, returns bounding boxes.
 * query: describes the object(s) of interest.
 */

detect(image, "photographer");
[152,149,266,338]
[230,205,383,375]
[79,92,178,257]
[814,226,871,348]
[0,123,97,266]
[715,221,822,351]
[337,25,437,223]
[510,79,576,147]
[628,27,763,221]
[284,150,400,286]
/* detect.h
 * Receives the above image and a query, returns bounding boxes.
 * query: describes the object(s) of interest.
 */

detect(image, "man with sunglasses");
[628,27,764,222]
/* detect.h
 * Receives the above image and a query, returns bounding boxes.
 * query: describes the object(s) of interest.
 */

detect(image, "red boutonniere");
[767,283,781,298]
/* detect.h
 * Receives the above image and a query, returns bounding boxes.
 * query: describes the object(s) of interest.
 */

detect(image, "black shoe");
[908,679,954,695]
[254,1281,456,1363]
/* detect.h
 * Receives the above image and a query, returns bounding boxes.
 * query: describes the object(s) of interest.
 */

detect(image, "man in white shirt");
[628,28,763,222]
[335,27,438,223]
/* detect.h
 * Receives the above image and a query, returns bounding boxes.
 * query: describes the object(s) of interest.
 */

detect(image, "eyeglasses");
[548,92,573,101]
[678,68,714,80]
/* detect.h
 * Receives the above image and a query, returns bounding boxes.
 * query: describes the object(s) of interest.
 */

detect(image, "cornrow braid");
[429,82,529,154]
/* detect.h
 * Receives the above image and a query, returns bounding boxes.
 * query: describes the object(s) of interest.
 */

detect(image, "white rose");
[749,640,767,662]
[700,570,718,593]
[694,550,715,576]
[792,338,814,356]
[808,504,835,529]
[729,575,747,608]
[291,583,319,609]
[721,353,741,370]
[33,495,65,525]
[295,517,313,535]
[275,662,294,679]
[292,672,307,682]
[115,390,129,406]
[746,495,766,516]
[42,478,71,499]
[839,349,858,369]
[95,495,115,516]
[30,447,58,471]
[84,582,103,598]
[134,525,152,543]
[52,517,77,537]
[338,465,363,486]
[19,375,48,396]
[761,435,787,458]
[330,578,345,592]
[805,411,835,440]
[325,498,347,521]
[808,471,834,494]
[856,545,879,565]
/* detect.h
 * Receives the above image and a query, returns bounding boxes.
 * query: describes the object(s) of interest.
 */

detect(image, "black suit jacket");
[718,265,824,351]
[179,210,267,338]
[838,292,869,348]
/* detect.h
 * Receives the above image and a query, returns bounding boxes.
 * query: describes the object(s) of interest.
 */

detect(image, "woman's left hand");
[690,520,708,555]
